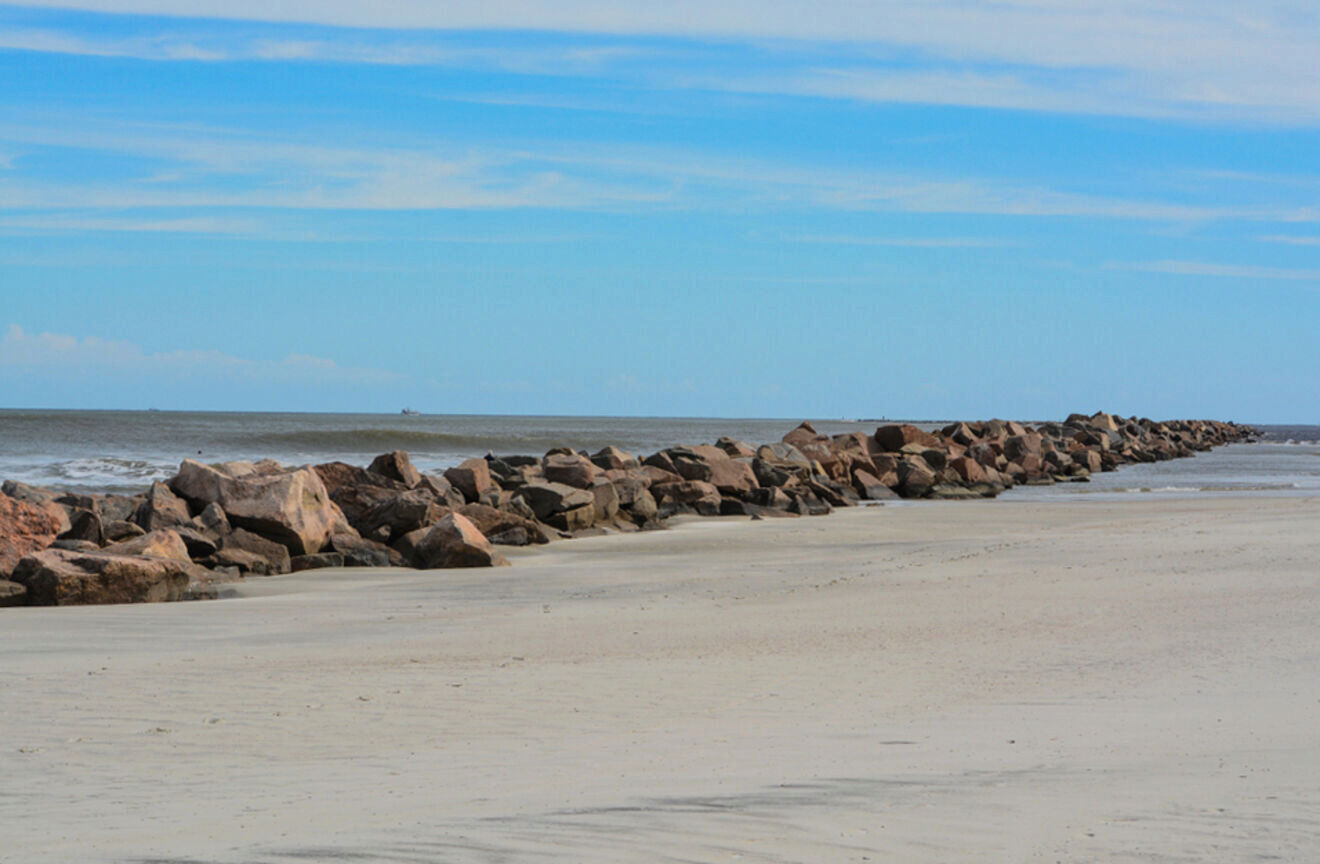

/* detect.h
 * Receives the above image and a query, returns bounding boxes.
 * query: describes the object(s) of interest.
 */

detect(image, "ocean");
[0,409,1316,499]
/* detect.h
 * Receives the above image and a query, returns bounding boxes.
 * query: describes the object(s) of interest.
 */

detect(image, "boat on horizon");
[401,408,420,416]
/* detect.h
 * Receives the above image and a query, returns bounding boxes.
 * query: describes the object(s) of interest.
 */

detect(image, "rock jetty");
[0,413,1254,606]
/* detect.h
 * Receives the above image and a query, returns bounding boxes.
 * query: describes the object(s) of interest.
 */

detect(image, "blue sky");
[0,1,1317,422]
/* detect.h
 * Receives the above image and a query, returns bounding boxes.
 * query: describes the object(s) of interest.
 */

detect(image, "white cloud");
[0,324,403,385]
[1259,235,1320,247]
[785,233,1009,248]
[0,213,259,234]
[6,1,1320,123]
[1111,260,1320,281]
[0,120,1314,226]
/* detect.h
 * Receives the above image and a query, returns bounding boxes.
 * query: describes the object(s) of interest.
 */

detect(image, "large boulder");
[652,480,721,516]
[10,548,198,605]
[213,528,293,575]
[516,481,594,522]
[457,503,551,546]
[59,509,104,546]
[443,458,493,503]
[357,490,448,543]
[133,481,191,532]
[0,494,63,578]
[590,446,638,471]
[171,460,344,555]
[367,450,422,488]
[542,453,600,489]
[414,513,509,569]
[103,529,191,562]
[896,456,937,498]
[688,445,759,497]
[875,424,942,453]
[852,469,899,500]
[313,462,409,527]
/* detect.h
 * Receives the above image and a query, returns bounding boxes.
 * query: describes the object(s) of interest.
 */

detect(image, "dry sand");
[3,495,1319,863]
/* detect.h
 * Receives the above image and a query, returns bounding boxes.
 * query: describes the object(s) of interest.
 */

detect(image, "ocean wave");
[0,456,178,493]
[236,427,612,455]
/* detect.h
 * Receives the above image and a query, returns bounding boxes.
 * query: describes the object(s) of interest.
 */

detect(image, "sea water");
[0,409,1315,499]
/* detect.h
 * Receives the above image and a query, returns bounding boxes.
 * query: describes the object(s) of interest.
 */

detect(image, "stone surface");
[103,520,146,542]
[172,460,343,555]
[367,450,423,488]
[10,548,197,605]
[516,481,594,522]
[414,513,509,569]
[457,503,550,546]
[104,529,191,562]
[133,481,191,532]
[217,528,292,575]
[59,509,104,546]
[444,458,494,503]
[329,533,403,568]
[875,424,942,453]
[0,579,26,607]
[542,453,600,489]
[0,494,63,578]
[291,552,346,572]
[590,445,638,471]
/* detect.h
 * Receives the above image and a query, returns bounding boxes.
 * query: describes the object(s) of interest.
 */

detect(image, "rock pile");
[0,414,1254,606]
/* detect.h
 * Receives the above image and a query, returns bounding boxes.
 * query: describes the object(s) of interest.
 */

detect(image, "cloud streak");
[6,1,1320,123]
[1112,260,1320,281]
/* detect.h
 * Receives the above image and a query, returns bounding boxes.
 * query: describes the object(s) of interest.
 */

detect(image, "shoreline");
[3,494,1317,861]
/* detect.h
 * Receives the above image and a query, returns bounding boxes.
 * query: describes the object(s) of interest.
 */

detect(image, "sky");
[0,1,1316,422]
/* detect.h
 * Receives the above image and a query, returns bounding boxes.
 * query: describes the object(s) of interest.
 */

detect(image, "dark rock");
[443,458,494,503]
[103,520,146,542]
[875,424,942,453]
[291,552,345,572]
[59,510,104,546]
[193,502,231,535]
[132,481,192,532]
[897,456,937,498]
[590,445,638,471]
[330,533,404,568]
[0,579,26,607]
[11,548,199,605]
[218,528,292,575]
[414,513,509,569]
[367,450,422,488]
[516,482,594,522]
[651,480,721,516]
[172,460,345,555]
[104,529,191,562]
[852,469,899,500]
[50,539,100,552]
[358,490,448,543]
[542,453,600,489]
[457,503,550,546]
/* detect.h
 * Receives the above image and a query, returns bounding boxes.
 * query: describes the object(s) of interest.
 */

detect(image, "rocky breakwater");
[0,412,1254,606]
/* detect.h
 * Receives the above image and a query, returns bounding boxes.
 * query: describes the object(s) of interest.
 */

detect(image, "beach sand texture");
[3,496,1319,862]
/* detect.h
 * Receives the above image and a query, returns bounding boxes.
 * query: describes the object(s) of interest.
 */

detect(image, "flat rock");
[10,548,198,605]
[104,529,191,562]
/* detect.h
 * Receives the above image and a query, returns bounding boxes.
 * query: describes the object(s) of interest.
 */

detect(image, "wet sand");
[3,496,1319,862]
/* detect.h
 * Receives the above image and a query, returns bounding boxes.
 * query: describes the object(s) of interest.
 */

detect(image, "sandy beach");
[3,495,1319,862]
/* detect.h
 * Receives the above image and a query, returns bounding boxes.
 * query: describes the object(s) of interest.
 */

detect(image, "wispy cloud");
[1111,260,1320,281]
[0,323,404,386]
[0,213,259,234]
[7,1,1320,123]
[1,119,1315,226]
[1259,234,1320,247]
[785,233,1009,248]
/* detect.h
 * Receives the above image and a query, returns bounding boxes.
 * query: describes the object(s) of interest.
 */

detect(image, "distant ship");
[401,408,420,416]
